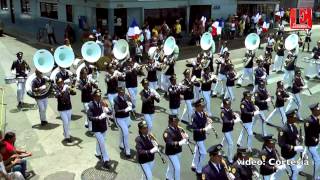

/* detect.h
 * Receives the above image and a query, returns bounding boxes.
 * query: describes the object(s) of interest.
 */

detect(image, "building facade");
[0,0,237,42]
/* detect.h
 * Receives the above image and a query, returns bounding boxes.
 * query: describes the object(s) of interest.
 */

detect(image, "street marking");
[302,84,320,96]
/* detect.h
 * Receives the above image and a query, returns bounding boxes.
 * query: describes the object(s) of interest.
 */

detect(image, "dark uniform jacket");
[125,69,138,88]
[284,55,297,71]
[226,70,237,87]
[140,89,159,114]
[165,59,175,76]
[192,64,202,87]
[11,60,30,78]
[304,115,320,147]
[277,47,285,56]
[56,71,70,82]
[163,126,183,155]
[168,85,181,109]
[259,146,277,175]
[55,85,72,111]
[278,123,299,159]
[181,79,194,100]
[254,67,266,85]
[240,99,255,123]
[146,65,157,82]
[202,162,228,180]
[292,76,304,94]
[312,47,320,59]
[191,112,207,141]
[275,88,289,107]
[201,73,215,91]
[221,107,235,133]
[254,88,269,111]
[31,77,47,100]
[114,95,131,118]
[78,79,93,103]
[232,161,253,180]
[135,134,155,164]
[105,73,118,94]
[244,52,254,68]
[87,101,107,133]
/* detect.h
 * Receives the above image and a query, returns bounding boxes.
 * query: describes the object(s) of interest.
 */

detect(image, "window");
[20,0,31,13]
[66,4,73,22]
[40,2,58,19]
[0,0,8,10]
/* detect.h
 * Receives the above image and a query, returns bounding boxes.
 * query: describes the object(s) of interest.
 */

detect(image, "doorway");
[96,8,108,32]
[114,8,127,38]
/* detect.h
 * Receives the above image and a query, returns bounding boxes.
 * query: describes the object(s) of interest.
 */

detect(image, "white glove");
[25,70,30,74]
[204,124,212,131]
[228,172,235,180]
[39,85,46,90]
[178,139,187,146]
[254,111,260,116]
[103,107,111,114]
[266,97,271,102]
[294,146,304,152]
[124,106,132,112]
[276,164,286,170]
[253,171,260,179]
[11,70,16,74]
[98,113,107,120]
[64,79,71,84]
[150,146,159,153]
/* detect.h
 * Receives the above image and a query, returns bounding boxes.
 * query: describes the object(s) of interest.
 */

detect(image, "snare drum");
[16,77,26,83]
[4,76,16,84]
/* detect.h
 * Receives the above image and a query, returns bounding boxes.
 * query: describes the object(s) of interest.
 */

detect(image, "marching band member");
[285,70,305,121]
[237,91,259,152]
[303,103,320,179]
[164,54,176,96]
[78,68,97,132]
[260,135,283,180]
[266,34,275,54]
[31,70,49,126]
[224,64,237,101]
[201,67,216,117]
[105,65,122,112]
[254,81,270,136]
[114,87,132,158]
[272,42,285,72]
[220,98,237,163]
[283,48,298,89]
[163,115,188,180]
[54,78,75,142]
[231,147,260,180]
[312,41,320,77]
[265,81,289,125]
[154,44,165,91]
[124,58,141,116]
[212,51,229,97]
[140,78,160,131]
[146,58,159,90]
[201,144,232,180]
[191,55,203,100]
[237,50,255,87]
[55,67,72,84]
[219,41,229,55]
[302,28,312,52]
[168,75,182,115]
[263,50,272,77]
[278,110,304,180]
[190,98,212,176]
[252,58,267,93]
[180,69,195,125]
[11,52,30,109]
[135,121,158,180]
[87,89,111,169]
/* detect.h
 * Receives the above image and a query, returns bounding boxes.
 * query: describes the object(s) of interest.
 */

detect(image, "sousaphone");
[113,39,129,61]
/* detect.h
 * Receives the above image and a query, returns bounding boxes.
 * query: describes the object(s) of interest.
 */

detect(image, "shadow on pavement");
[61,136,83,147]
[119,149,137,164]
[81,161,118,180]
[32,123,60,130]
[43,171,75,180]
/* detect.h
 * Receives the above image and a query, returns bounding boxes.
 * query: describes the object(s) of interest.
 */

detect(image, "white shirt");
[45,24,53,34]
[257,27,262,35]
[211,162,221,172]
[145,29,151,40]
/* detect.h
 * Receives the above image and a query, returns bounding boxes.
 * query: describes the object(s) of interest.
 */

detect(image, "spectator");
[96,35,104,58]
[0,141,25,180]
[174,19,182,44]
[1,132,31,178]
[239,18,245,37]
[135,41,143,63]
[161,20,170,39]
[64,38,72,49]
[45,21,57,44]
[230,19,236,39]
[64,24,75,43]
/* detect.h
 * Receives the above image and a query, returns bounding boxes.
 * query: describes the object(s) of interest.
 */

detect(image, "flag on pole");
[127,19,141,40]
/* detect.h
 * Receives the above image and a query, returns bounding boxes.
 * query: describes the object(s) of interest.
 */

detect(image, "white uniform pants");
[221,132,234,162]
[170,109,179,116]
[317,64,320,77]
[285,93,302,120]
[237,68,253,85]
[59,109,72,139]
[83,102,92,131]
[118,81,126,88]
[148,81,158,91]
[306,146,320,179]
[166,153,181,180]
[140,160,155,180]
[116,117,131,155]
[253,110,267,136]
[156,71,164,90]
[266,107,287,125]
[95,131,110,162]
[286,155,303,180]
[127,87,137,111]
[262,169,284,180]
[237,122,253,150]
[191,141,207,173]
[273,55,284,72]
[224,86,235,101]
[164,75,171,93]
[36,98,48,122]
[180,99,193,124]
[202,91,212,117]
[194,86,201,100]
[16,82,26,102]
[107,93,117,119]
[144,114,154,131]
[213,73,226,95]
[283,70,294,88]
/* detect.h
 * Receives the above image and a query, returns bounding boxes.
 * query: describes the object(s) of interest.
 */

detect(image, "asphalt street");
[0,25,320,180]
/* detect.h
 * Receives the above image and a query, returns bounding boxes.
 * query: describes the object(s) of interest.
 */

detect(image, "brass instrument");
[179,126,194,154]
[221,158,234,180]
[148,133,166,164]
[204,112,218,138]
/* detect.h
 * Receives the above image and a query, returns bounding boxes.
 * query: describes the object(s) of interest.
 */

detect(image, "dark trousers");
[12,159,27,177]
[48,33,57,44]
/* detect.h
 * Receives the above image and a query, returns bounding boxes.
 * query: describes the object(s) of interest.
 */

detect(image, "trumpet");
[148,133,166,164]
[179,126,194,155]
